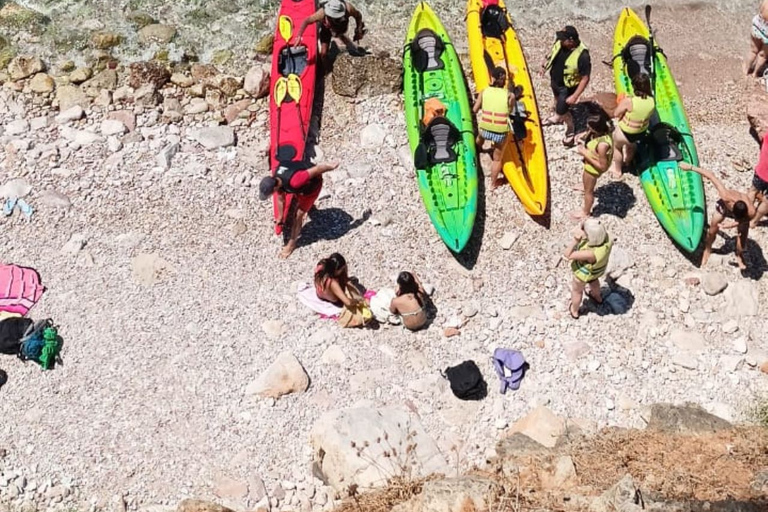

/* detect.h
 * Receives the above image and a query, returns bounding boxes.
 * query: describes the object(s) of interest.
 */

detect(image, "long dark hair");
[314,252,348,289]
[396,271,423,307]
[631,73,652,98]
[587,110,613,138]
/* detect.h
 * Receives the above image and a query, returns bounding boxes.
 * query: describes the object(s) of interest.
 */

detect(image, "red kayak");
[269,0,318,235]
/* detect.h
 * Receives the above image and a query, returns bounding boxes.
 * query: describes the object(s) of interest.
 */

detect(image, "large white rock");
[669,329,706,352]
[243,64,270,98]
[310,407,448,492]
[55,106,85,124]
[701,272,727,296]
[189,126,235,150]
[6,119,29,136]
[360,123,386,149]
[60,126,104,146]
[723,281,758,318]
[506,405,565,448]
[245,352,309,398]
[100,119,127,136]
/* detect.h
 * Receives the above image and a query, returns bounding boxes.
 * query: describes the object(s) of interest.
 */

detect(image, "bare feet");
[701,248,711,266]
[737,256,747,270]
[610,163,622,180]
[279,241,297,259]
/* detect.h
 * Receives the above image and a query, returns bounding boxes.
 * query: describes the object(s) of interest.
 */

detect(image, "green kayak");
[613,7,705,253]
[403,1,478,253]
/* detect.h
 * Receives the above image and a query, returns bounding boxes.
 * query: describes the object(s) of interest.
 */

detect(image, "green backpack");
[18,319,62,370]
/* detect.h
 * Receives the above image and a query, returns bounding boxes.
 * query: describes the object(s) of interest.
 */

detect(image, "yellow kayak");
[466,0,548,216]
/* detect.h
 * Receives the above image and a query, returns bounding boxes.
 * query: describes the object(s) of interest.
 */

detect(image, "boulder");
[82,69,118,92]
[495,433,549,459]
[127,11,157,30]
[245,351,309,398]
[590,474,643,512]
[243,64,270,98]
[0,2,48,33]
[360,123,386,148]
[723,281,758,318]
[223,99,251,124]
[645,403,732,434]
[506,406,565,448]
[208,75,242,97]
[134,84,162,107]
[176,500,234,512]
[29,72,54,93]
[8,55,43,81]
[190,64,218,82]
[189,126,235,150]
[311,407,448,492]
[128,61,170,90]
[56,85,89,112]
[69,67,93,84]
[108,110,136,132]
[701,272,727,296]
[332,52,402,97]
[91,31,121,49]
[392,477,499,512]
[101,119,127,136]
[170,72,194,88]
[55,105,85,124]
[138,23,176,45]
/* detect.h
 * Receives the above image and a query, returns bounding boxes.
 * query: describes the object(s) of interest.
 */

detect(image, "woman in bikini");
[573,112,614,220]
[746,0,768,77]
[314,253,358,307]
[389,271,428,331]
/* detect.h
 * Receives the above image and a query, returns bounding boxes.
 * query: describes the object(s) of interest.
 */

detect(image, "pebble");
[55,106,85,124]
[722,320,739,335]
[701,272,727,296]
[732,337,748,354]
[7,119,30,135]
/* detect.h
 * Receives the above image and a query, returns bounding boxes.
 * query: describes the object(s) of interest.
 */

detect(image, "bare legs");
[582,171,598,219]
[279,208,307,259]
[745,35,768,77]
[701,211,724,267]
[476,134,506,189]
[570,278,585,318]
[749,187,768,227]
[610,126,636,179]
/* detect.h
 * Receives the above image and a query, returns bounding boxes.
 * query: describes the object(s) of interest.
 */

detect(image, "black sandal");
[569,304,580,319]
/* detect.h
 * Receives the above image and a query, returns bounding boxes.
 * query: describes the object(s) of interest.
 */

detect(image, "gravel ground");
[1,4,768,512]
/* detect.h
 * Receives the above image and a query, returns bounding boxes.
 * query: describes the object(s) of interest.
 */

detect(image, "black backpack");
[443,360,487,400]
[0,317,34,355]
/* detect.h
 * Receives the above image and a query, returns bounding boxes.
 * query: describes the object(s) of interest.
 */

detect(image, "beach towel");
[369,288,400,325]
[297,282,342,318]
[492,348,526,394]
[0,264,45,316]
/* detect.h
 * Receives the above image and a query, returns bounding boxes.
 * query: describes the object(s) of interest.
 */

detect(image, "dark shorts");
[621,129,646,144]
[753,173,768,196]
[319,21,349,45]
[552,84,577,116]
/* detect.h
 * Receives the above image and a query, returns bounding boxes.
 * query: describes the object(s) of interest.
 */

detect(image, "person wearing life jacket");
[539,25,591,147]
[259,160,339,258]
[293,0,366,69]
[574,111,614,220]
[473,67,514,189]
[565,218,613,319]
[611,73,656,179]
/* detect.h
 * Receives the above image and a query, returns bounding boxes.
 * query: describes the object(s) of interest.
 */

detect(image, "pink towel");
[297,283,342,319]
[0,264,45,316]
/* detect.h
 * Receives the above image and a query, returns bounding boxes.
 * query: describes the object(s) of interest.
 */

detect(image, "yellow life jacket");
[571,238,613,283]
[546,41,588,88]
[478,87,509,133]
[583,134,613,177]
[618,95,655,134]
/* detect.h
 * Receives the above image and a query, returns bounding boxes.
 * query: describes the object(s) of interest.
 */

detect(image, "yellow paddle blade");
[278,15,293,41]
[286,74,302,102]
[274,77,287,106]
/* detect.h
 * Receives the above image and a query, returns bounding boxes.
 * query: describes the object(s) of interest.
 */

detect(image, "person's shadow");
[714,231,767,280]
[296,207,371,250]
[587,280,636,317]
[592,181,636,218]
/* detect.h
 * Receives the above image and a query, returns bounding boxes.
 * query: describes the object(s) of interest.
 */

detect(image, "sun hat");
[583,218,608,247]
[324,0,347,19]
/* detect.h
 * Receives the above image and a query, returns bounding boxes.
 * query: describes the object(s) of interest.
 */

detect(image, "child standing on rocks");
[565,218,612,319]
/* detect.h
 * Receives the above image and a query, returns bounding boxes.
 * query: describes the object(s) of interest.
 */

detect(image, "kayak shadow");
[304,51,326,163]
[452,150,487,271]
[297,207,371,250]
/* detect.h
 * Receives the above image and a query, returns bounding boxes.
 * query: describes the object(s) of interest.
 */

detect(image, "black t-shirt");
[550,47,592,88]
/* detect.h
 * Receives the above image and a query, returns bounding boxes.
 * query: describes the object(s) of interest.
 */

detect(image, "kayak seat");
[278,46,308,77]
[481,5,509,39]
[649,122,683,162]
[275,144,298,162]
[411,29,445,72]
[414,116,460,167]
[622,36,651,81]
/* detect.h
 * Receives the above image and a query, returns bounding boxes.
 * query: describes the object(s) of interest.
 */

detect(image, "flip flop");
[569,304,580,319]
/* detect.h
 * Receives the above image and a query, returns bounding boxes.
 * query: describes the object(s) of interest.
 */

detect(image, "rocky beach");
[0,1,767,512]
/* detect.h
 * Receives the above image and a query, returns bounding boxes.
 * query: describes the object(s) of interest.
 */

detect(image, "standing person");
[389,271,428,331]
[473,67,514,189]
[746,0,768,77]
[259,161,339,258]
[574,113,614,220]
[610,73,656,178]
[293,0,366,68]
[540,25,591,147]
[748,124,768,227]
[565,218,613,319]
[680,163,756,270]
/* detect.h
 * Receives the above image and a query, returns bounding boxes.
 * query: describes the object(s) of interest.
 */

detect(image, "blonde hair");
[583,218,608,246]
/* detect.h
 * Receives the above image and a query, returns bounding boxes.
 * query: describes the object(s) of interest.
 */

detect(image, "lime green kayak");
[613,8,705,253]
[403,1,478,253]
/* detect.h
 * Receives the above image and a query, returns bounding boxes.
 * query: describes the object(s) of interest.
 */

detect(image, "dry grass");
[332,476,429,512]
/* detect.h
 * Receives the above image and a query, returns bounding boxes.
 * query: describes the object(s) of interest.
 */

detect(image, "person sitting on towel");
[314,253,361,307]
[473,66,515,189]
[259,161,339,258]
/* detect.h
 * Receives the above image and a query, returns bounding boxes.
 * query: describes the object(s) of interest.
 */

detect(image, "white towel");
[369,288,401,325]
